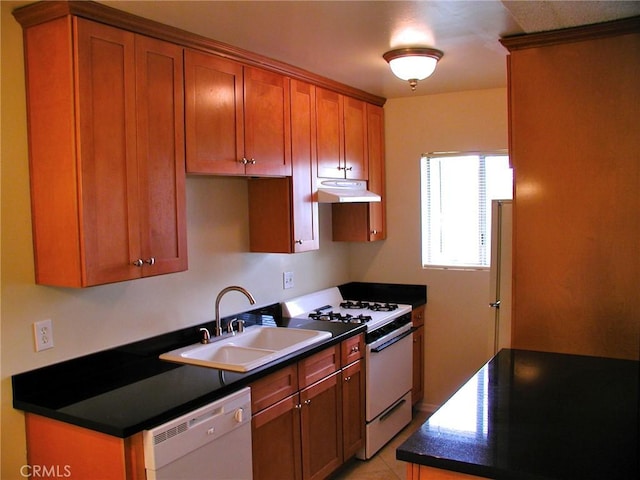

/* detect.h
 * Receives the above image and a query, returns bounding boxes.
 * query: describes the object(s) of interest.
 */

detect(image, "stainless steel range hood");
[317,179,381,203]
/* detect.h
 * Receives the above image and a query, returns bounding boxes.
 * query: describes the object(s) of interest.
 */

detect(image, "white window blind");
[421,152,512,268]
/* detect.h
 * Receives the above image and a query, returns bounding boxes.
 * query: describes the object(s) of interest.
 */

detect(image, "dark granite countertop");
[12,303,365,438]
[339,281,427,308]
[397,349,639,480]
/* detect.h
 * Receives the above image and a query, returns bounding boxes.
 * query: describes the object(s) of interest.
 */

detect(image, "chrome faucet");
[214,286,256,337]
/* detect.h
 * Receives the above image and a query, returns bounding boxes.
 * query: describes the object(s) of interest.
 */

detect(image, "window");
[421,152,512,268]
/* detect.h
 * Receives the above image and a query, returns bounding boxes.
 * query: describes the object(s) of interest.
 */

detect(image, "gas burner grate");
[340,300,371,310]
[341,300,400,312]
[308,311,372,324]
[369,302,399,312]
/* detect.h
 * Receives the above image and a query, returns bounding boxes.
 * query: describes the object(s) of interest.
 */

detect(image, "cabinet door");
[252,394,302,480]
[76,19,140,285]
[244,66,291,176]
[366,103,386,240]
[290,79,319,252]
[342,360,365,459]
[300,372,343,480]
[315,87,344,179]
[184,49,244,174]
[343,96,368,180]
[135,35,187,276]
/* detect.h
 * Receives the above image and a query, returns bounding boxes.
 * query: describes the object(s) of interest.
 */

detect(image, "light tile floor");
[329,410,431,480]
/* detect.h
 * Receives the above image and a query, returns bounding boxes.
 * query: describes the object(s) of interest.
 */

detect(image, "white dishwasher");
[143,387,252,480]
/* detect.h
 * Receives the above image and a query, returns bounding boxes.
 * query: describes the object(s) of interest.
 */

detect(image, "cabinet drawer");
[341,334,364,367]
[412,306,425,328]
[298,346,340,389]
[250,364,299,413]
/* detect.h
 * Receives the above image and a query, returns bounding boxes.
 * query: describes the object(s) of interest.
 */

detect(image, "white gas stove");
[281,287,411,331]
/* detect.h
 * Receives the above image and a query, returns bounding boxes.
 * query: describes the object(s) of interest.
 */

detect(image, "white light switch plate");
[34,319,54,352]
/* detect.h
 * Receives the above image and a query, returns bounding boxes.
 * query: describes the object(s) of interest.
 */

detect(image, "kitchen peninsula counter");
[12,304,365,438]
[397,349,639,480]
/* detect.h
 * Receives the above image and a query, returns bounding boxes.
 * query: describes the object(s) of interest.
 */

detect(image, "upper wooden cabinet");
[20,16,187,287]
[248,79,319,253]
[185,49,291,176]
[316,88,368,180]
[331,104,386,242]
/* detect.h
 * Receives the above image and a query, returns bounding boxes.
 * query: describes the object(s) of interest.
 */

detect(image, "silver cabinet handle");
[132,259,144,267]
[145,257,155,265]
[295,240,303,245]
[303,399,311,406]
[489,301,501,308]
[240,157,256,165]
[344,376,351,382]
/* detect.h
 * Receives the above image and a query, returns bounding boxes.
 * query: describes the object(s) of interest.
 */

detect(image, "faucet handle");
[227,319,245,336]
[227,319,238,336]
[199,328,211,344]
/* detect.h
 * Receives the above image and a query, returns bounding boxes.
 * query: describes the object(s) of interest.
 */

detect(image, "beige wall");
[351,89,509,411]
[1,2,508,477]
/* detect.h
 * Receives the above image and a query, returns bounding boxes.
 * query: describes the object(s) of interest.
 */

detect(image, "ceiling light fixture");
[383,47,444,91]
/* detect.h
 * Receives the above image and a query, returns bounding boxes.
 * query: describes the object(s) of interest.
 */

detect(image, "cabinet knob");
[295,240,303,245]
[294,403,302,409]
[371,230,378,235]
[240,157,256,165]
[304,399,311,406]
[144,257,155,265]
[132,259,144,267]
[344,376,352,382]
[345,166,353,171]
[350,346,359,353]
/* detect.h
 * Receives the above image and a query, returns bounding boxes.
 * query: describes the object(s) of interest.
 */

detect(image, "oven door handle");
[371,329,412,353]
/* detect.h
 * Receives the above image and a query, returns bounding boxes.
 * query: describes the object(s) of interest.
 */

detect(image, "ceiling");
[13,1,640,99]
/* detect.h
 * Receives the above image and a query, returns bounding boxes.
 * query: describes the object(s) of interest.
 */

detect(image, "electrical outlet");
[283,271,294,289]
[33,319,54,352]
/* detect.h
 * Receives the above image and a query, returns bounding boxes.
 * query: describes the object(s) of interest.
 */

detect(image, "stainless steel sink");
[160,325,332,372]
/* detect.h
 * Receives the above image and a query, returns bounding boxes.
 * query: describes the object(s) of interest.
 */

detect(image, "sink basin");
[160,326,332,372]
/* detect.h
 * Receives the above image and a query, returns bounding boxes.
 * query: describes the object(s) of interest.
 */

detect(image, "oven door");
[365,322,413,421]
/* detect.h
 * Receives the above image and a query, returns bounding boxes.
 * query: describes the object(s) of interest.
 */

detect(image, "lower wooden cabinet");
[407,464,487,479]
[300,371,343,480]
[252,393,303,480]
[411,306,426,406]
[251,336,365,480]
[341,359,365,459]
[24,414,145,480]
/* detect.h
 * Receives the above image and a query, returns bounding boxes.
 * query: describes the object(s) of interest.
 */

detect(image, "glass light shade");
[387,55,438,81]
[383,48,444,90]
